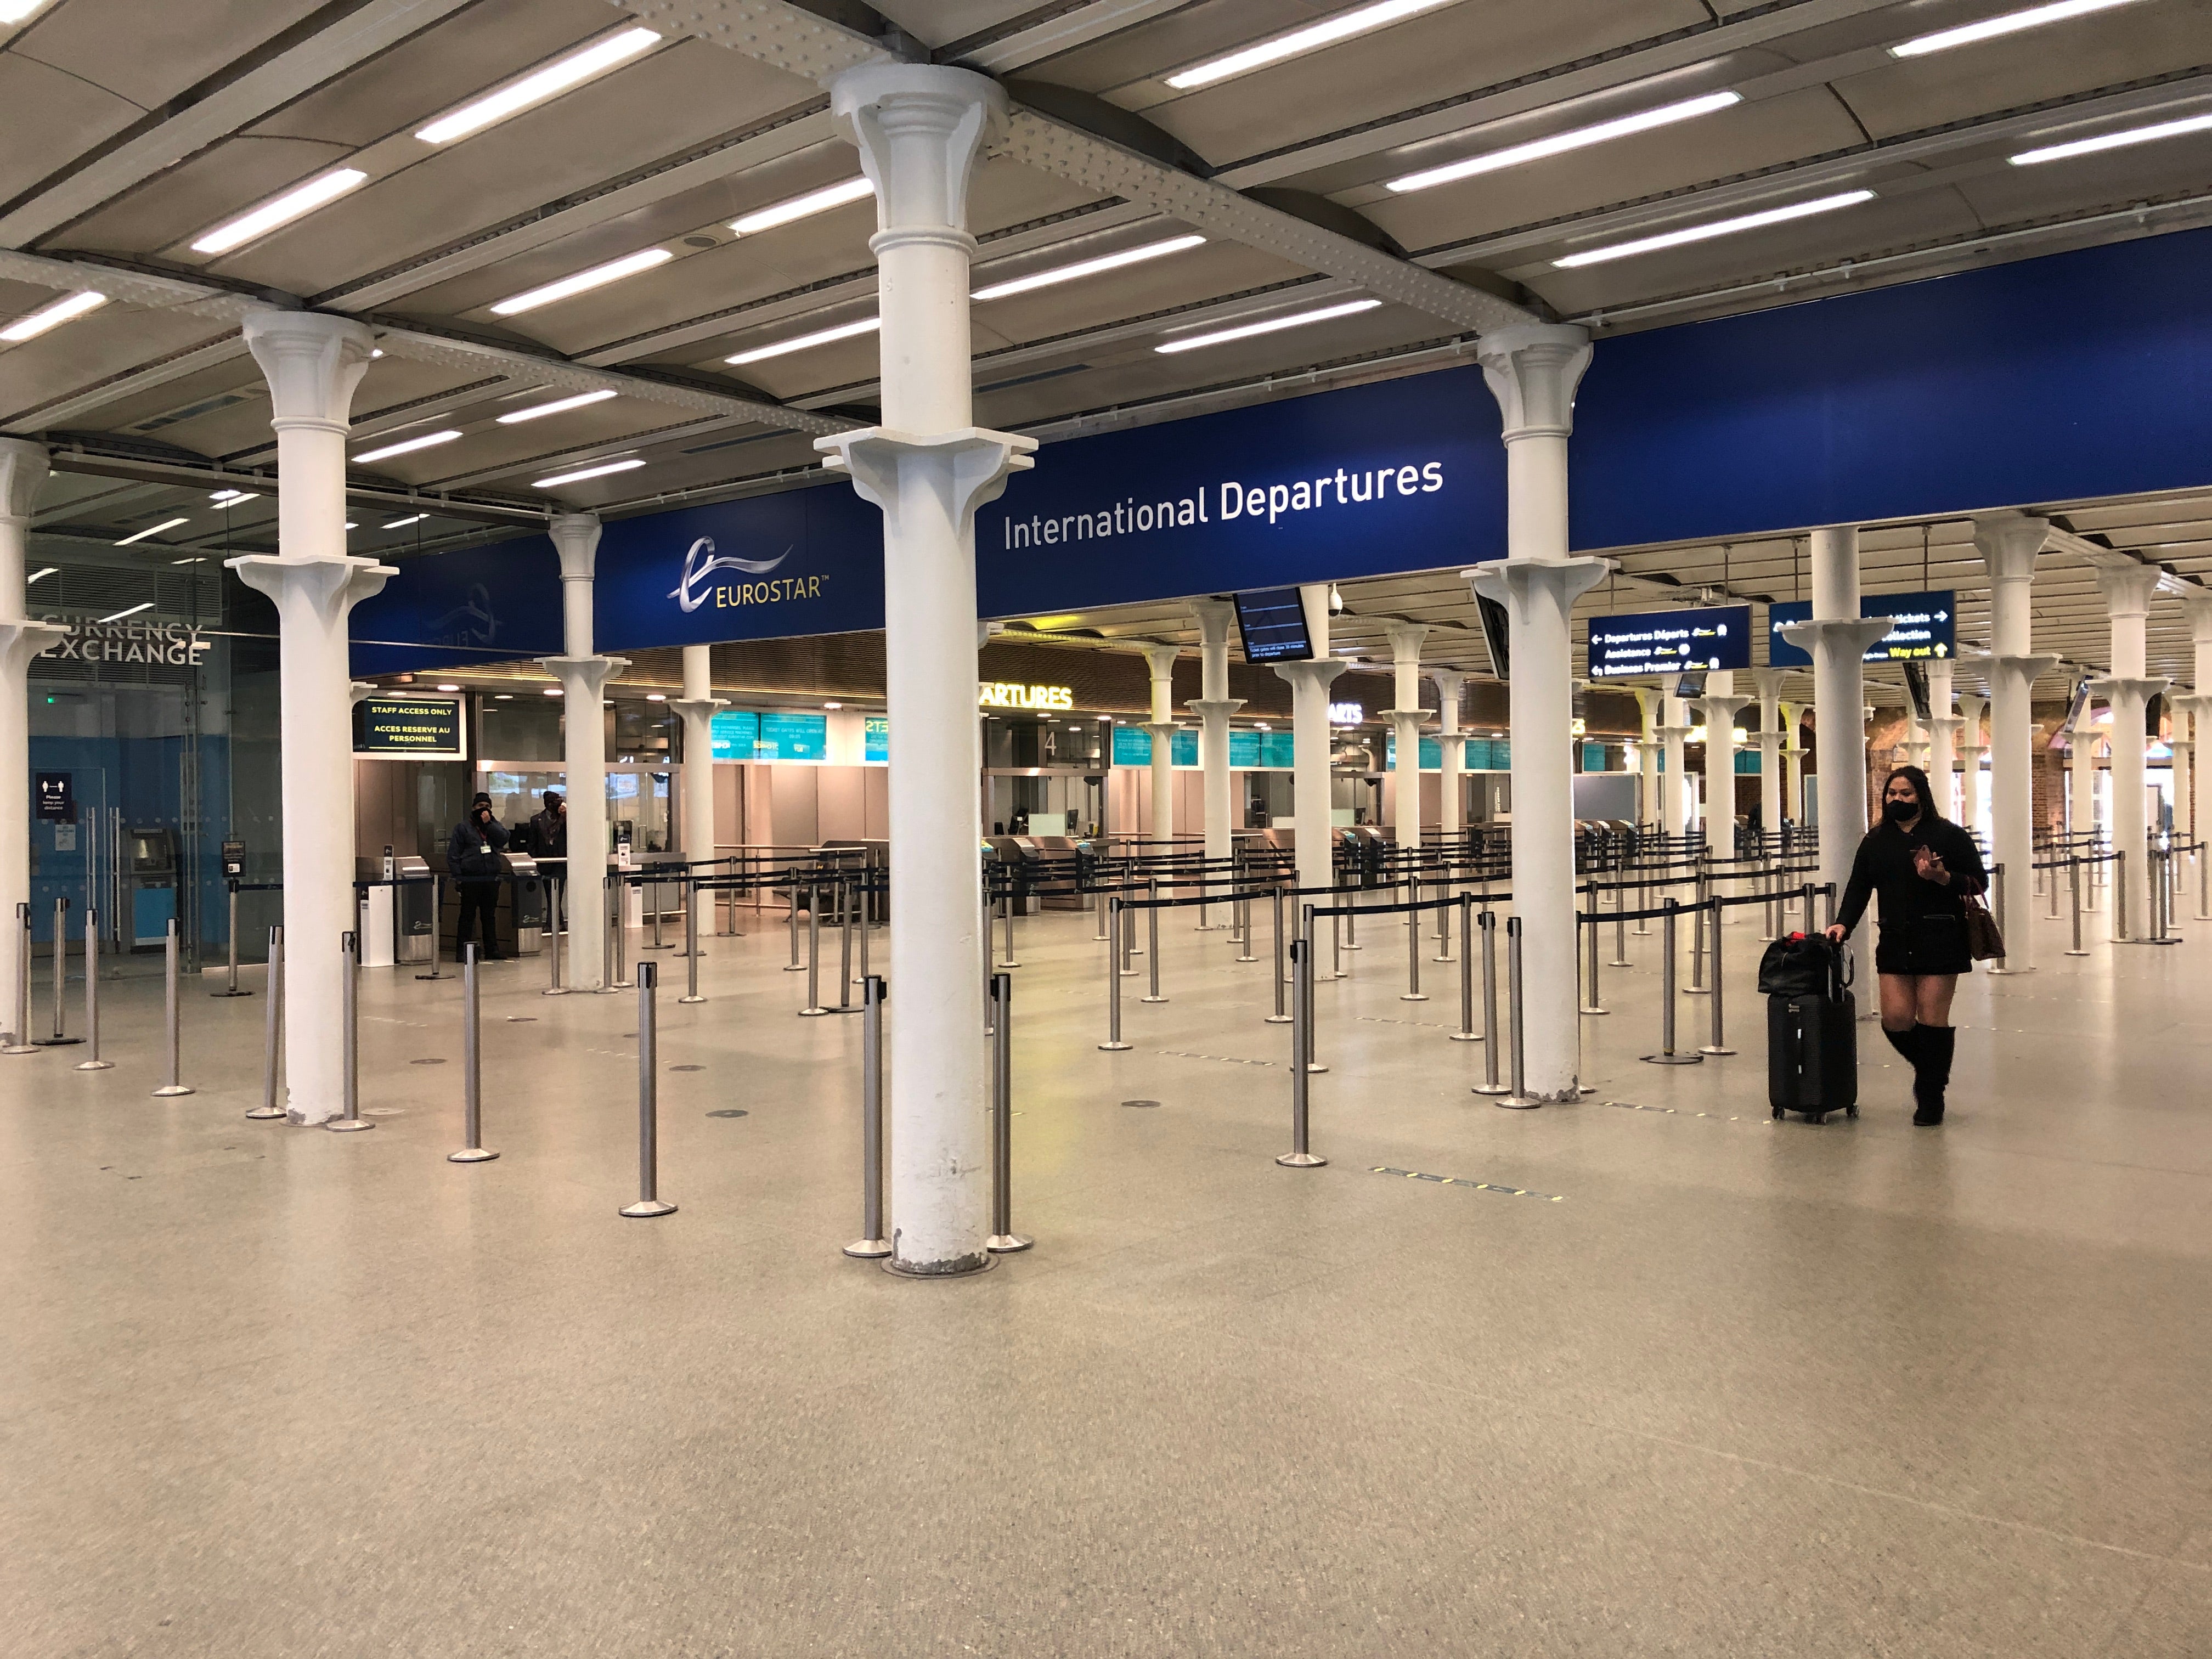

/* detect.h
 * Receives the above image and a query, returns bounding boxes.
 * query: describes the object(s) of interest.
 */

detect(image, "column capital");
[537,655,630,699]
[1473,323,1591,441]
[1691,693,1753,723]
[1274,658,1347,695]
[2087,674,2170,704]
[2095,561,2163,618]
[1138,642,1181,682]
[1186,697,1244,720]
[1425,667,1468,704]
[0,618,68,674]
[817,426,1035,524]
[1463,555,1607,617]
[1778,617,1891,657]
[549,512,602,582]
[241,309,375,434]
[348,679,379,707]
[1748,665,1792,708]
[1382,620,1430,663]
[1190,598,1237,648]
[669,696,729,723]
[1956,692,1987,722]
[833,64,1005,245]
[1381,707,1432,726]
[1925,715,1966,737]
[1972,512,2050,582]
[0,437,48,523]
[2177,585,2212,644]
[1988,652,2061,690]
[227,552,394,618]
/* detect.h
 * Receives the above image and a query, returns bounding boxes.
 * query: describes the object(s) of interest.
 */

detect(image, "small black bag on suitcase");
[1760,934,1859,1123]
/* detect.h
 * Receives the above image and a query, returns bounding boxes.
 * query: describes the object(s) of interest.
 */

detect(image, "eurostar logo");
[669,537,791,613]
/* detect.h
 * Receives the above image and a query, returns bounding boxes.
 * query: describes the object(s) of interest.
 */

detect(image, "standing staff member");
[449,795,510,962]
[1826,764,1986,1125]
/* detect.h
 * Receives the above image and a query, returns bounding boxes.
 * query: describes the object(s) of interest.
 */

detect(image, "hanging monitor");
[1475,593,1510,680]
[1585,604,1751,679]
[1232,587,1313,663]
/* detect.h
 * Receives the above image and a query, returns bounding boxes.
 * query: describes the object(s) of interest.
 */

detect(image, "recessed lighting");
[97,602,153,624]
[1551,189,1875,268]
[1890,0,2147,58]
[0,290,107,342]
[436,683,461,692]
[1164,0,1452,89]
[170,557,206,565]
[1154,297,1382,353]
[972,234,1206,301]
[382,514,427,529]
[2010,110,2212,167]
[543,687,563,697]
[725,315,879,365]
[491,249,672,316]
[191,168,368,255]
[415,27,660,144]
[343,521,359,529]
[730,176,873,236]
[208,489,260,505]
[532,459,645,488]
[115,517,190,546]
[1386,92,1741,193]
[644,692,666,702]
[26,567,55,583]
[354,430,461,464]
[823,701,842,709]
[495,693,515,700]
[495,388,617,424]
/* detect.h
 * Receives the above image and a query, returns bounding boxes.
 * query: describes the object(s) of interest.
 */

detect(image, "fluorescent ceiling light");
[382,514,427,529]
[416,27,660,144]
[436,683,461,692]
[27,567,54,583]
[543,687,563,696]
[1165,0,1453,89]
[730,176,873,236]
[98,602,153,623]
[973,234,1206,301]
[353,430,462,464]
[533,459,645,488]
[191,168,368,255]
[1890,0,2146,58]
[115,517,189,546]
[0,2,54,23]
[1153,297,1382,353]
[1386,91,1741,193]
[209,489,259,505]
[2010,109,2212,166]
[1551,189,1875,268]
[491,248,672,315]
[1,290,106,341]
[725,315,879,365]
[343,521,359,529]
[171,557,206,565]
[495,388,617,424]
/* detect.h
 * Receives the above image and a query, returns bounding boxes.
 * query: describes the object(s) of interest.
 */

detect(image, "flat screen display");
[1586,605,1751,679]
[1233,588,1313,663]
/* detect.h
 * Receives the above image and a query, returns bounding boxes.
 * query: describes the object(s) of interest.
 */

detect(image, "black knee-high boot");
[1911,1024,1955,1125]
[1881,1025,1918,1065]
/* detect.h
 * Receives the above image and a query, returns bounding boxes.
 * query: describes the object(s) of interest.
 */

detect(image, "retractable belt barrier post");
[1301,903,1327,1074]
[4,903,32,1054]
[1700,898,1734,1055]
[328,930,372,1132]
[986,973,1030,1253]
[682,881,706,1004]
[75,908,110,1071]
[151,918,193,1097]
[415,873,450,981]
[1453,895,1480,1043]
[544,877,567,996]
[1498,916,1538,1109]
[1142,879,1164,1004]
[1579,886,1606,1017]
[1402,878,1426,1002]
[1472,909,1507,1093]
[2066,854,2089,956]
[37,896,78,1045]
[215,881,250,996]
[1235,887,1257,963]
[247,925,285,1117]
[597,877,618,994]
[1641,900,1702,1067]
[1000,886,1019,970]
[448,944,495,1163]
[613,877,634,989]
[1098,897,1131,1052]
[621,962,675,1217]
[799,882,830,1017]
[785,876,804,971]
[845,975,892,1257]
[1277,938,1324,1168]
[1686,872,1710,995]
[1612,879,1632,968]
[1267,888,1290,1024]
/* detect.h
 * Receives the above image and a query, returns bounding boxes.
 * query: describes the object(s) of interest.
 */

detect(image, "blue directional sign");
[1586,605,1751,679]
[1767,590,1956,668]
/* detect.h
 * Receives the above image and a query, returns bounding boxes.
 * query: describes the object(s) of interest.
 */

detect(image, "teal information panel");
[1111,725,1151,766]
[1172,729,1199,766]
[1228,729,1262,768]
[1261,731,1295,769]
[759,712,826,759]
[865,716,889,763]
[709,710,758,759]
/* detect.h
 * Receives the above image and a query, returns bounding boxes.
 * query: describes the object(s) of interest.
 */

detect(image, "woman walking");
[1826,764,1986,1125]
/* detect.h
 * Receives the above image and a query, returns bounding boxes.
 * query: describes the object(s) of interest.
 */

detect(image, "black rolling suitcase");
[1758,934,1859,1123]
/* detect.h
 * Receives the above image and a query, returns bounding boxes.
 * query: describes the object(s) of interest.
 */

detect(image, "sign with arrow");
[1767,590,1956,668]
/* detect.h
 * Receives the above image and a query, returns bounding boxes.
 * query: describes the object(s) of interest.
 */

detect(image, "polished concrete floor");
[3,881,2207,1656]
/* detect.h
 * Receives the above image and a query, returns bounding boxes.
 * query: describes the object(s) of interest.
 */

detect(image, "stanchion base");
[1097,1040,1132,1051]
[843,1238,893,1259]
[447,1147,499,1163]
[1471,1082,1513,1095]
[34,1035,83,1046]
[996,960,1023,970]
[1276,1152,1327,1167]
[1234,953,1258,964]
[1263,1014,1293,1025]
[413,971,450,981]
[612,978,635,990]
[1495,1096,1544,1110]
[1306,1062,1328,1074]
[75,1058,114,1071]
[324,1117,376,1133]
[1579,1005,1609,1016]
[641,944,676,951]
[1609,959,1634,968]
[1400,993,1430,1002]
[1449,1032,1483,1043]
[620,1199,678,1218]
[2,1043,39,1056]
[1140,994,1167,1005]
[798,1007,832,1017]
[1432,954,1454,964]
[542,987,571,998]
[1639,1053,1703,1066]
[244,1104,286,1119]
[151,1085,195,1097]
[783,964,806,972]
[1683,986,1712,996]
[1697,1045,1737,1056]
[678,994,707,1005]
[986,1232,1033,1253]
[2063,950,2091,958]
[1983,966,2032,975]
[209,989,253,999]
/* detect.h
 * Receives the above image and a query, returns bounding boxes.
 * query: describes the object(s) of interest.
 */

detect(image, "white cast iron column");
[227,313,396,1121]
[1277,658,1344,900]
[814,64,1034,1277]
[537,513,627,990]
[1467,324,1608,1103]
[1383,620,1430,853]
[1956,693,1987,837]
[1630,687,1661,826]
[1973,514,2058,970]
[1656,696,1692,836]
[1780,701,1806,823]
[2177,590,2212,842]
[1187,599,1243,884]
[0,439,67,1039]
[670,643,727,865]
[1430,669,1468,843]
[1140,642,1180,847]
[1694,670,1751,855]
[1780,527,1891,930]
[1923,660,1961,819]
[1750,668,1788,838]
[2070,703,2101,850]
[2091,563,2167,941]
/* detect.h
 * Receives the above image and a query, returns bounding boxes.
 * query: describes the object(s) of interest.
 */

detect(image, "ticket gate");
[392,856,436,964]
[124,827,178,949]
[503,853,545,957]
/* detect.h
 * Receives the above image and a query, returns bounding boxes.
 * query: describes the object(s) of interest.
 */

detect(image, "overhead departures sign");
[1766,590,1956,667]
[1585,605,1751,679]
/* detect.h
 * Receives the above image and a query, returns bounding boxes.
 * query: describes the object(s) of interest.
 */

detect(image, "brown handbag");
[1962,893,2005,961]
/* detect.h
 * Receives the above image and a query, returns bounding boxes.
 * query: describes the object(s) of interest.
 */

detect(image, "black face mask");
[1883,797,1920,823]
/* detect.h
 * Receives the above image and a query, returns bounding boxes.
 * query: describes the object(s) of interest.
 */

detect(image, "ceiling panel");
[0,52,140,207]
[12,0,329,113]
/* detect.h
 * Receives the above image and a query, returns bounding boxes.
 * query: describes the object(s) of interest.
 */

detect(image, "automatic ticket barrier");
[502,853,545,957]
[1338,825,1389,888]
[125,827,178,949]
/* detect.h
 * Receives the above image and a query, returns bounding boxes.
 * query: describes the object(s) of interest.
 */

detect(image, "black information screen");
[1585,604,1752,679]
[1233,588,1314,663]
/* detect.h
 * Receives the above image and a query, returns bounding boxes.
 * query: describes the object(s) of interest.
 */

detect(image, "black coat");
[447,814,509,881]
[1836,815,1986,974]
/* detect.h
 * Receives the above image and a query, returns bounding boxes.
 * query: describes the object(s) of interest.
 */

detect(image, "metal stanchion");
[1640,900,1702,1066]
[1611,878,1632,967]
[4,903,33,1054]
[785,876,805,970]
[1402,882,1426,1001]
[2198,840,2209,922]
[2066,856,2089,956]
[858,873,873,985]
[36,896,79,1045]
[1276,938,1324,1167]
[1142,881,1165,1003]
[448,944,495,1163]
[998,887,1020,969]
[681,882,706,1004]
[1472,910,1508,1093]
[1452,895,1481,1042]
[833,877,859,1009]
[799,881,830,1015]
[1685,873,1711,994]
[213,881,250,996]
[414,873,452,981]
[1234,887,1257,963]
[1098,898,1133,1051]
[2049,848,2063,917]
[620,962,675,1216]
[595,877,620,995]
[844,974,893,1257]
[1579,885,1607,1015]
[1699,897,1734,1054]
[327,930,373,1132]
[75,908,111,1071]
[544,877,568,996]
[1498,916,1538,1109]
[247,926,285,1117]
[1266,887,1291,1024]
[151,917,193,1096]
[1301,903,1327,1074]
[986,972,1030,1251]
[613,877,635,988]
